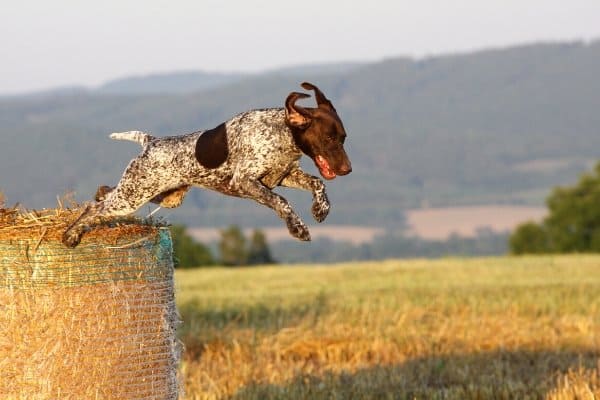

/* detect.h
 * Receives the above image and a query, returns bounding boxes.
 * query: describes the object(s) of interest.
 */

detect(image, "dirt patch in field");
[188,205,547,244]
[188,225,384,245]
[405,205,546,240]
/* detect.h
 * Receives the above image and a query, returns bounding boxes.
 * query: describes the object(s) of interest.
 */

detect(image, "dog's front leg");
[280,167,330,223]
[229,177,311,241]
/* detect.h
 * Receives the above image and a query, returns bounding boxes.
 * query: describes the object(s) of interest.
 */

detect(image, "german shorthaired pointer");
[62,82,352,247]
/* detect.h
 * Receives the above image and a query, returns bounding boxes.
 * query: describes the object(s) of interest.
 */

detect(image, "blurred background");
[2,0,600,264]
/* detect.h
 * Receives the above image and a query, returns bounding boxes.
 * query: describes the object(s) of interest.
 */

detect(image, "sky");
[2,0,600,95]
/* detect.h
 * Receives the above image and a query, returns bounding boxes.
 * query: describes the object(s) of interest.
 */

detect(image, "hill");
[97,71,246,94]
[96,63,364,95]
[1,40,599,229]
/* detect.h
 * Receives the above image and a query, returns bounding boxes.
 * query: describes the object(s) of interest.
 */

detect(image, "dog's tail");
[109,131,155,146]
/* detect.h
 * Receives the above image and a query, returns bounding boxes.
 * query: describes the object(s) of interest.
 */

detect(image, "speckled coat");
[62,82,352,248]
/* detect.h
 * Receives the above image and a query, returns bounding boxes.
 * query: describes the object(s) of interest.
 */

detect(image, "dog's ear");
[301,82,336,112]
[285,92,312,129]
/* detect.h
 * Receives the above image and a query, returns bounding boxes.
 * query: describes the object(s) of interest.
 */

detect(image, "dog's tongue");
[315,155,336,180]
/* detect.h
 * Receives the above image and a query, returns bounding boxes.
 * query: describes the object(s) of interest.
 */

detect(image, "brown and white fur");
[62,82,352,247]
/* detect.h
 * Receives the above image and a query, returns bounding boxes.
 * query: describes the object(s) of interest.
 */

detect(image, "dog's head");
[285,82,352,180]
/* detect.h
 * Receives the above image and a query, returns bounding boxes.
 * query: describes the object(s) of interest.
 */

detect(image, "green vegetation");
[1,41,600,228]
[218,225,275,266]
[510,162,600,254]
[218,225,248,266]
[172,224,275,268]
[170,224,215,268]
[272,229,509,263]
[175,255,600,399]
[247,229,275,265]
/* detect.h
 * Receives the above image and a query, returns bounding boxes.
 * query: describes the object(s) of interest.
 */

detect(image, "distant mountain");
[267,62,365,77]
[97,71,246,94]
[0,85,89,99]
[95,63,364,95]
[1,40,599,230]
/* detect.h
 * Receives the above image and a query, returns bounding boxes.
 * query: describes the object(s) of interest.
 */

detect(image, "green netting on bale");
[0,229,174,288]
[0,211,181,400]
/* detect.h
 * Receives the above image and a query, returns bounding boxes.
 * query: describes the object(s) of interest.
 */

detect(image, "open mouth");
[315,155,337,180]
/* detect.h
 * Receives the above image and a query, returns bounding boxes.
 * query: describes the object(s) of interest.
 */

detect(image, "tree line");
[510,161,600,254]
[171,160,600,265]
[170,224,275,268]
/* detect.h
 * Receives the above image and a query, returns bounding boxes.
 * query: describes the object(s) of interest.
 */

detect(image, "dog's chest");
[237,133,301,188]
[258,151,301,188]
[226,109,302,188]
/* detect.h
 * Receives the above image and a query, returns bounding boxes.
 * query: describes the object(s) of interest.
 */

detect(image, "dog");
[62,82,352,247]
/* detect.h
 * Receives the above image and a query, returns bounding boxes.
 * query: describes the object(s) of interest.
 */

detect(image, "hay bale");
[0,206,180,399]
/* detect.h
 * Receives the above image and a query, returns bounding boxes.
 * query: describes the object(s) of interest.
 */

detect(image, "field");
[188,205,546,245]
[404,205,546,239]
[175,256,600,399]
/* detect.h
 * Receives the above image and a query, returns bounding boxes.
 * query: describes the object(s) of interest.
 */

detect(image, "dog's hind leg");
[95,185,114,202]
[94,184,190,208]
[149,185,191,208]
[63,156,176,247]
[62,186,159,248]
[62,186,145,248]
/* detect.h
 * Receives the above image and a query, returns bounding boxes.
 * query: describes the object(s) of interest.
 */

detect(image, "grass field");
[175,256,600,399]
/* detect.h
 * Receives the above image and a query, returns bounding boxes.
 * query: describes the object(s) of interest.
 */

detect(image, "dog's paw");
[62,230,82,248]
[311,198,330,223]
[286,217,311,241]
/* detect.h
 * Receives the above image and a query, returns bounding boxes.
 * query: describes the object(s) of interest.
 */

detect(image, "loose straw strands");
[0,207,180,400]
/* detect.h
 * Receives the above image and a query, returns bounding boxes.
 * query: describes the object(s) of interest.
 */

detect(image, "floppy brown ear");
[301,82,336,111]
[285,92,312,129]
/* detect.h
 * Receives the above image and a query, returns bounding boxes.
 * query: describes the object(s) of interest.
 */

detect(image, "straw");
[0,205,180,399]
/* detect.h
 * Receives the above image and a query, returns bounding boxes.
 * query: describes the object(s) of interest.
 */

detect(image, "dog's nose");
[339,162,352,175]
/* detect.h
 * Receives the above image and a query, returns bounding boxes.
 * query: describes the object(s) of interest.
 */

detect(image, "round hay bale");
[0,207,180,399]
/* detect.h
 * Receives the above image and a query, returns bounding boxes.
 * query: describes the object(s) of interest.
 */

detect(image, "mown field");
[175,256,600,399]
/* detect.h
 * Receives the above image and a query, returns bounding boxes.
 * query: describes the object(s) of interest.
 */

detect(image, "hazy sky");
[2,0,599,94]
